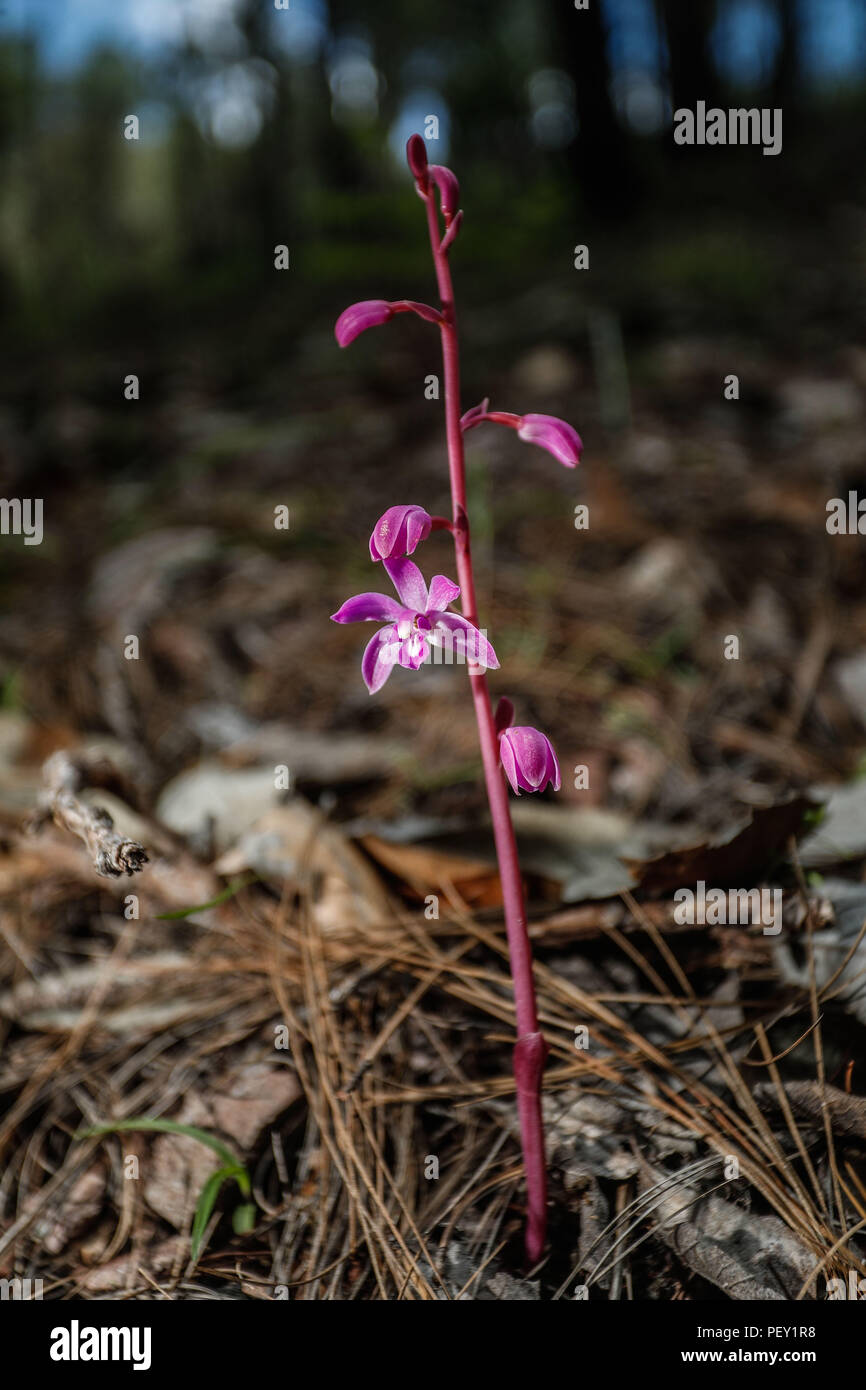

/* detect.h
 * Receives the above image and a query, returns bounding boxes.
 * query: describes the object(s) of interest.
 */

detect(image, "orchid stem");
[422,187,548,1267]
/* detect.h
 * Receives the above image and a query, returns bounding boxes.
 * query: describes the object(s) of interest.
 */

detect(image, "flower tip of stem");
[406,133,429,183]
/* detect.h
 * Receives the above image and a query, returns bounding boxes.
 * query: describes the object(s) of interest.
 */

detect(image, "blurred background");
[1,0,866,843]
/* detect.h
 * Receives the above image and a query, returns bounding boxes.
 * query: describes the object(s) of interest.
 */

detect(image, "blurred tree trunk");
[770,0,800,110]
[238,0,291,244]
[550,0,637,219]
[659,0,720,111]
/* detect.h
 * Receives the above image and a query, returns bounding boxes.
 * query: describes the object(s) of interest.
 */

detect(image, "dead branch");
[29,751,149,878]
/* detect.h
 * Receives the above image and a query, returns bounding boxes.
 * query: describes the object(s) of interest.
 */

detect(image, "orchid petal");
[546,742,562,791]
[516,414,583,469]
[331,592,404,624]
[499,729,521,793]
[426,574,461,610]
[361,627,397,693]
[430,612,499,670]
[334,300,393,347]
[369,504,432,561]
[384,556,428,612]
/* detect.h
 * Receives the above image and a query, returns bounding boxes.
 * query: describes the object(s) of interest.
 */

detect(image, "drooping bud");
[369,504,433,561]
[516,414,583,469]
[460,402,582,469]
[335,300,393,347]
[335,299,442,347]
[499,726,561,795]
[429,164,460,222]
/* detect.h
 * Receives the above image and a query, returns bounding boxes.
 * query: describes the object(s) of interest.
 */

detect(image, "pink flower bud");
[369,504,433,561]
[516,414,582,469]
[460,403,583,469]
[429,164,460,221]
[499,726,561,795]
[335,299,442,347]
[406,134,429,184]
[335,299,393,347]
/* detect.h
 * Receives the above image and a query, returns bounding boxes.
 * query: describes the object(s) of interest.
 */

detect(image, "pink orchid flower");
[335,298,441,347]
[331,556,498,693]
[428,164,460,222]
[369,504,433,561]
[460,400,582,469]
[498,714,562,794]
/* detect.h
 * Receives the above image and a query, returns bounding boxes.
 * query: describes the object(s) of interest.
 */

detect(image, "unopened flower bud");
[499,726,561,795]
[369,504,433,561]
[429,164,460,221]
[406,134,429,185]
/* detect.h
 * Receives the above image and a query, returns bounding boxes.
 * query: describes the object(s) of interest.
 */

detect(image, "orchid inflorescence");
[331,133,582,1265]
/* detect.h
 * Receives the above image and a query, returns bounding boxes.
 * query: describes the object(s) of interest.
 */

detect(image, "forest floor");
[2,327,866,1299]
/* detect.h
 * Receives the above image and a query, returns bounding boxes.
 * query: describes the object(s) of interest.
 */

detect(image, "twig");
[29,750,148,878]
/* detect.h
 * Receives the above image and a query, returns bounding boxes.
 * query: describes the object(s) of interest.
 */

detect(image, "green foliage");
[77,1118,256,1262]
[156,875,257,920]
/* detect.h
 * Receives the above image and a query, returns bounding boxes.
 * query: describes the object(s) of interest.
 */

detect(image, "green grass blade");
[155,874,257,920]
[79,1118,257,1262]
[191,1165,240,1261]
[76,1117,240,1169]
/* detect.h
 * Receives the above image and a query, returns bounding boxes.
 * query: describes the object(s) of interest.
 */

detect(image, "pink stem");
[422,190,548,1266]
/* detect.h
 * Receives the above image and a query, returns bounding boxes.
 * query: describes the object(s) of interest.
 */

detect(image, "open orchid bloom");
[460,401,582,469]
[335,298,441,347]
[331,556,498,693]
[369,504,433,561]
[499,724,562,795]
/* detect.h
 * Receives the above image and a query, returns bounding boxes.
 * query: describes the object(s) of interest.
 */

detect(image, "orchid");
[331,132,583,1265]
[500,726,562,795]
[331,556,498,692]
[461,399,583,469]
[368,504,433,561]
[335,298,441,347]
